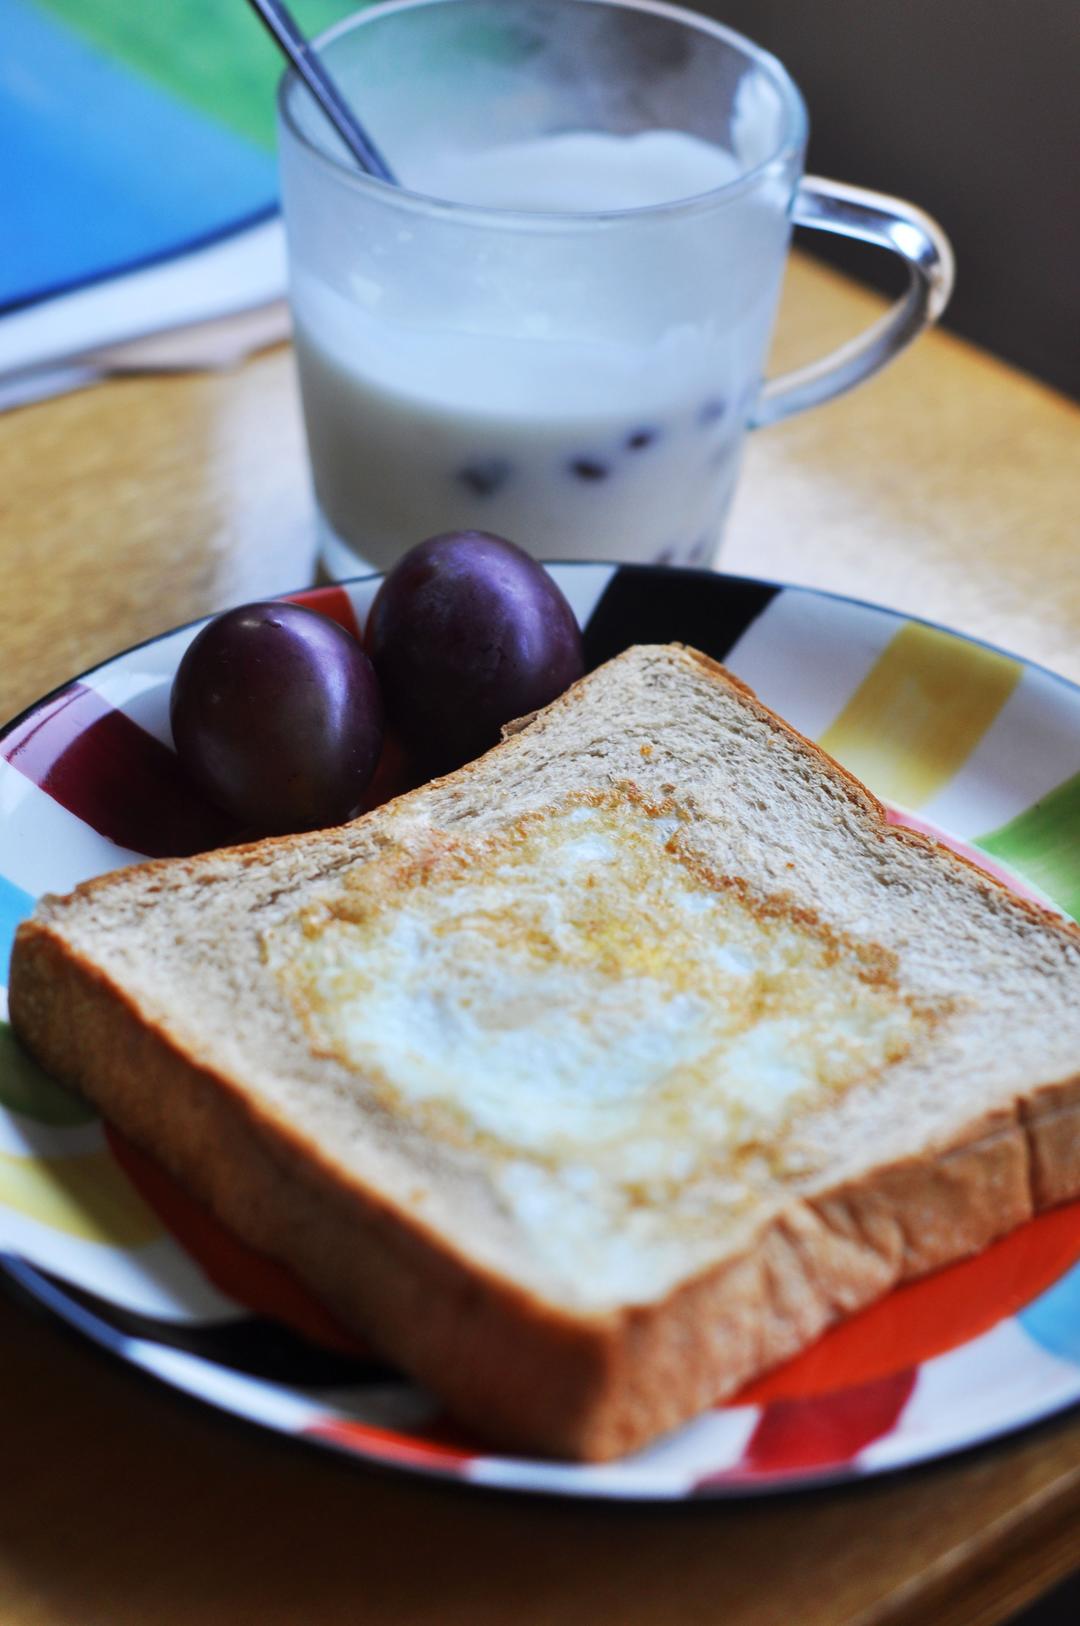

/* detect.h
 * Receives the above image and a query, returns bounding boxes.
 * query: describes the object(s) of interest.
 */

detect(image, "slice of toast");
[10,644,1080,1460]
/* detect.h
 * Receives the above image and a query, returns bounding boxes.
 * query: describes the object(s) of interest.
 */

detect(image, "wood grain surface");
[1,254,1078,1626]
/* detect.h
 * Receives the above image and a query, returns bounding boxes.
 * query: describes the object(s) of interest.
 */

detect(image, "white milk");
[291,131,775,572]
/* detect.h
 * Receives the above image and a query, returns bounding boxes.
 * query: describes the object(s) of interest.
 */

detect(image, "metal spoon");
[245,0,398,184]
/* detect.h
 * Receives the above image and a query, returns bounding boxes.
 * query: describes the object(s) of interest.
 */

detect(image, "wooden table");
[1,256,1078,1625]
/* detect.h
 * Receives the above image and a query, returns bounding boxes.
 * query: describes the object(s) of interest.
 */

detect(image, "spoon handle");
[246,0,397,184]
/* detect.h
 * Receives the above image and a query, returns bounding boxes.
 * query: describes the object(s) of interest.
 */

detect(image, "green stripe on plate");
[977,770,1080,921]
[0,1021,96,1126]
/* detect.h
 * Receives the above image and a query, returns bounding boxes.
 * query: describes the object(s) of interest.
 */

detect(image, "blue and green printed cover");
[1,0,353,313]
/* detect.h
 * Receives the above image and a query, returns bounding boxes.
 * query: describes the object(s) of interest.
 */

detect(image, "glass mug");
[278,0,953,577]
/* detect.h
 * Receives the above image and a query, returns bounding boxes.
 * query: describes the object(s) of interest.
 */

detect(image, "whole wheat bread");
[10,644,1080,1459]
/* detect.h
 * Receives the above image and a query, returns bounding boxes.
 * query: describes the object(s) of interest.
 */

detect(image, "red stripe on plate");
[734,1201,1080,1404]
[306,1416,477,1472]
[1,682,237,858]
[282,586,364,640]
[729,1370,917,1481]
[106,1126,370,1357]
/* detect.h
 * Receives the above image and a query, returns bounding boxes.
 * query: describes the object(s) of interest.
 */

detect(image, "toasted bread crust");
[12,911,1077,1460]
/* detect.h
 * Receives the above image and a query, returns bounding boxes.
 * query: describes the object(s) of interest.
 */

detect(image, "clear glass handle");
[751,176,955,429]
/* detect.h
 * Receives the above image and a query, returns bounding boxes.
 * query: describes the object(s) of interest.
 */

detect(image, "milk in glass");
[289,129,786,571]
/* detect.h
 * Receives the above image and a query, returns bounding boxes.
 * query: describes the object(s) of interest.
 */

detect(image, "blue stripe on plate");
[0,874,34,977]
[0,1251,133,1361]
[1018,1260,1080,1366]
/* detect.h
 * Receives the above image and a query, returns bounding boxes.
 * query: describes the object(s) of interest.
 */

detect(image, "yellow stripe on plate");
[818,622,1021,809]
[0,1149,160,1245]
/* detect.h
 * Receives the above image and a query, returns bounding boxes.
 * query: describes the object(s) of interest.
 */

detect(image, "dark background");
[700,0,1080,400]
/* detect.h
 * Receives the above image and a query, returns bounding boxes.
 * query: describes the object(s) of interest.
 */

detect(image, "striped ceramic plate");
[1,565,1078,1500]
